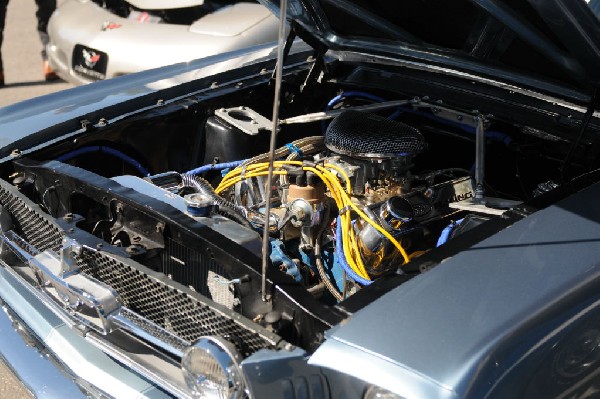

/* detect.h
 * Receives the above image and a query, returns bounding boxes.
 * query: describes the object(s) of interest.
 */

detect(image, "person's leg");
[34,0,55,59]
[34,0,58,80]
[0,0,9,84]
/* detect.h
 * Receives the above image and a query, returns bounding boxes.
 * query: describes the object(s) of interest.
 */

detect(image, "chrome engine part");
[356,196,414,276]
[325,110,427,197]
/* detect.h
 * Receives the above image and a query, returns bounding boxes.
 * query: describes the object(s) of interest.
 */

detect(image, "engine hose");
[314,208,344,301]
[436,218,464,247]
[335,217,373,286]
[185,160,246,176]
[181,174,252,228]
[56,145,151,176]
[326,91,386,110]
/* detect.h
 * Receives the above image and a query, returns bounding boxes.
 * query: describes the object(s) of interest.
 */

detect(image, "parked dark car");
[1,1,600,398]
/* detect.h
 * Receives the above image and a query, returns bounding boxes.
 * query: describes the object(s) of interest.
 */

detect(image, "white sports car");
[46,0,279,84]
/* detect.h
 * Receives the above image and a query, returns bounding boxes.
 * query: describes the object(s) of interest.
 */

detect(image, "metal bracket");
[59,238,82,277]
[214,107,272,135]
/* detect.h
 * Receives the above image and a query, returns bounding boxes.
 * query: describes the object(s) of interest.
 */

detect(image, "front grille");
[78,250,272,355]
[163,239,234,309]
[0,181,278,356]
[0,186,63,253]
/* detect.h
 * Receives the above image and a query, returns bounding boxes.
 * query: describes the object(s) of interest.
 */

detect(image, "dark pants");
[0,0,56,70]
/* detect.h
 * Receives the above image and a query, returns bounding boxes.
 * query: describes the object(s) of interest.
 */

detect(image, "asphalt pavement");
[0,0,73,108]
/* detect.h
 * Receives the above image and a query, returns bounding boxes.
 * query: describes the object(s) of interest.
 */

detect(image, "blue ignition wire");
[322,91,390,132]
[335,217,373,286]
[436,218,464,247]
[326,91,387,110]
[189,140,304,177]
[185,160,246,176]
[56,146,151,176]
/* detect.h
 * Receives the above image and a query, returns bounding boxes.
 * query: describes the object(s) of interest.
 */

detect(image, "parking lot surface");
[0,0,73,108]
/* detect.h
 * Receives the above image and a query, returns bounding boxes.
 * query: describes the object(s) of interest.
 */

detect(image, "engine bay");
[0,58,591,351]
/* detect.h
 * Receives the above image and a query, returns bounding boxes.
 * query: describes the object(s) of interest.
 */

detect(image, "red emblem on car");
[82,49,101,68]
[137,12,150,23]
[101,21,122,31]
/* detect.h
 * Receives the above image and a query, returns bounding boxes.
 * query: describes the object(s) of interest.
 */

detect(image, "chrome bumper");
[0,265,173,398]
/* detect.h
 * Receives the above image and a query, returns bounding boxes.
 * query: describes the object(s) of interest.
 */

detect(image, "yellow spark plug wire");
[214,159,410,281]
[312,164,410,266]
[302,165,370,280]
[216,161,304,193]
[323,163,352,195]
[215,170,287,194]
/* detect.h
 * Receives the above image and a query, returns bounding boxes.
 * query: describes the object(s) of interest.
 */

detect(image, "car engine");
[0,59,580,355]
[206,108,478,300]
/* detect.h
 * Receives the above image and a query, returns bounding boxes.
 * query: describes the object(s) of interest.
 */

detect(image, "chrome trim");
[0,262,190,398]
[0,266,172,398]
[0,301,87,399]
[1,232,121,334]
[0,231,193,359]
[109,309,188,357]
[85,332,192,399]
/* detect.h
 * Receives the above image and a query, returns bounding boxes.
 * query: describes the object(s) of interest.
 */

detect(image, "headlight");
[364,385,406,399]
[181,336,246,399]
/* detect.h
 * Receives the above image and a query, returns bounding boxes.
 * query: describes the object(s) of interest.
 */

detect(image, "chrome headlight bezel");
[181,336,247,399]
[364,384,406,399]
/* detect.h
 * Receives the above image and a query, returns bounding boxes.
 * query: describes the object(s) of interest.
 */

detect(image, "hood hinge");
[270,25,297,84]
[300,43,328,93]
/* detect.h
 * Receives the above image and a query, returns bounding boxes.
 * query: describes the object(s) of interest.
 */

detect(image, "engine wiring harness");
[213,156,411,289]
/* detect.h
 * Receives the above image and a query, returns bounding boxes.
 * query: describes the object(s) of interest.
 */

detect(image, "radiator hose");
[181,174,252,228]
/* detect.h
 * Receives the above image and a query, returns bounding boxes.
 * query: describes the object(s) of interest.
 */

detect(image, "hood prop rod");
[474,114,487,203]
[261,0,288,303]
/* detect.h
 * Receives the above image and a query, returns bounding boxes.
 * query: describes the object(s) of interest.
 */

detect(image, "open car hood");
[259,0,600,96]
